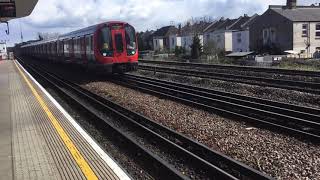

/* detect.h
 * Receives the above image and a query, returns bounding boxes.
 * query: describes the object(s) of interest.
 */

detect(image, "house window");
[237,33,242,43]
[316,24,320,38]
[302,24,308,37]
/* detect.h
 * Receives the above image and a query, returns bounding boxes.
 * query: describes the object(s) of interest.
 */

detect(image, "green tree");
[137,32,145,51]
[203,40,218,56]
[174,46,183,57]
[190,35,202,59]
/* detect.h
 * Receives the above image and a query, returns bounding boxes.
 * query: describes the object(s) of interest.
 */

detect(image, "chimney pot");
[287,0,297,9]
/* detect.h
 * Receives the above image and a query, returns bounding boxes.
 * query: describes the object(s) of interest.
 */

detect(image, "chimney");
[287,0,297,9]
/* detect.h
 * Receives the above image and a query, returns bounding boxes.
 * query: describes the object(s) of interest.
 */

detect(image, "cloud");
[0,0,317,46]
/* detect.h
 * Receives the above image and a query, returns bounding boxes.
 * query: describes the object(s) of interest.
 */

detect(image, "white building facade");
[181,34,204,52]
[153,38,164,51]
[293,22,320,57]
[204,31,233,52]
[232,30,250,52]
[169,35,182,51]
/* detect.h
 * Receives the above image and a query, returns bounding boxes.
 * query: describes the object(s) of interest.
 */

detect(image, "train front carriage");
[94,22,138,73]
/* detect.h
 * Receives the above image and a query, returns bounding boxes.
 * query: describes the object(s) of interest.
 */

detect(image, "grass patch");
[274,59,320,71]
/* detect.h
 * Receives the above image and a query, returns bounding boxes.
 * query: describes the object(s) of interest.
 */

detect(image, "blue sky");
[0,0,317,46]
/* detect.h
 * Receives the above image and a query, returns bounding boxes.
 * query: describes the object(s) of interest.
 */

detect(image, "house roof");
[218,18,238,30]
[228,14,257,30]
[152,26,178,37]
[240,14,259,29]
[204,14,259,33]
[270,5,320,22]
[204,19,231,33]
[180,22,212,36]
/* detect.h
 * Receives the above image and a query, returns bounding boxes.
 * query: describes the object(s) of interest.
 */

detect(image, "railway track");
[139,59,320,77]
[138,64,320,94]
[115,74,320,142]
[17,57,272,180]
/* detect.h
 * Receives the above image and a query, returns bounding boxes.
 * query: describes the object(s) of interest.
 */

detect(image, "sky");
[0,0,317,46]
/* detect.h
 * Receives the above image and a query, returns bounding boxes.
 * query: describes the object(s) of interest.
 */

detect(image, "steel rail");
[138,65,320,94]
[126,74,320,117]
[114,74,320,141]
[124,74,320,123]
[139,59,320,77]
[17,57,273,180]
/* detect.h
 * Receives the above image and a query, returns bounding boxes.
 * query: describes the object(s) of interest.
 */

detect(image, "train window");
[75,38,78,53]
[86,36,90,51]
[115,34,124,53]
[125,24,136,55]
[90,36,94,51]
[99,27,112,56]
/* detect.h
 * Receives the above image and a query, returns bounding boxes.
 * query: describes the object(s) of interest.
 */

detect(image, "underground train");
[20,21,138,73]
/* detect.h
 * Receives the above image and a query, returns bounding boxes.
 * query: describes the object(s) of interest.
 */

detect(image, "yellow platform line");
[14,61,98,180]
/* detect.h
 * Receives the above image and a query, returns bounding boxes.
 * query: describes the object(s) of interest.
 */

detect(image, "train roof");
[21,21,130,48]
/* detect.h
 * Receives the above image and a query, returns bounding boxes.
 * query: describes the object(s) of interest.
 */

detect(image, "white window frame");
[315,23,320,38]
[302,24,308,37]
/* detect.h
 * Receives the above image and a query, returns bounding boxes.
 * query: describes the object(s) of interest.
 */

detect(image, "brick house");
[249,0,320,58]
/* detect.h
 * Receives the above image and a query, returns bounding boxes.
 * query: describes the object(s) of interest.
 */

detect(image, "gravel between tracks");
[139,63,320,83]
[131,70,320,109]
[83,81,320,180]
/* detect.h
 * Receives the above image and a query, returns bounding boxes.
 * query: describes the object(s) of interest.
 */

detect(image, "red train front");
[20,21,138,73]
[93,22,138,72]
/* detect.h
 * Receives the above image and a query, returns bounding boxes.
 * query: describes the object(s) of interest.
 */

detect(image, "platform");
[0,60,131,180]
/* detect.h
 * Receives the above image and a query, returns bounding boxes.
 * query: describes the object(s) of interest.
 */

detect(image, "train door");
[86,35,94,61]
[111,26,126,62]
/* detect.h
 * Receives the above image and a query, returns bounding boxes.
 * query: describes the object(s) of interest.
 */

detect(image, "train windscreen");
[99,26,113,57]
[125,25,136,55]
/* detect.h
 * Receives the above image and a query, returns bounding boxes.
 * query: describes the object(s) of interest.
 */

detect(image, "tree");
[174,46,184,57]
[137,32,145,51]
[203,40,218,55]
[190,35,202,59]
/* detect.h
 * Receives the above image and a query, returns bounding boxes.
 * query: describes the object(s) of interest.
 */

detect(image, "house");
[168,24,182,52]
[138,30,154,51]
[152,26,178,52]
[0,42,7,60]
[204,15,257,53]
[249,0,320,58]
[179,22,211,52]
[203,18,239,52]
[231,14,259,52]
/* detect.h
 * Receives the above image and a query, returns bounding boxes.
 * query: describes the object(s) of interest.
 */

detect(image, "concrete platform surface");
[0,60,131,180]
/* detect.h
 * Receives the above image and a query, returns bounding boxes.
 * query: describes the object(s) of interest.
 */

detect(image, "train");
[19,21,138,73]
